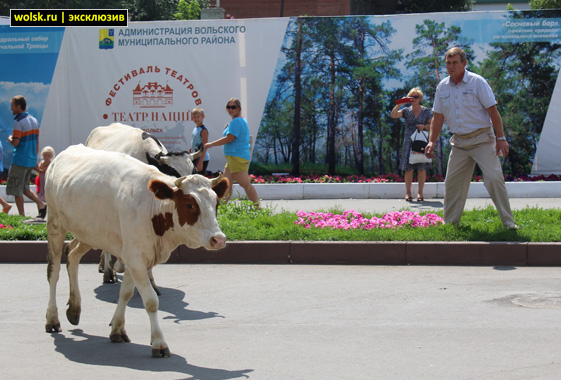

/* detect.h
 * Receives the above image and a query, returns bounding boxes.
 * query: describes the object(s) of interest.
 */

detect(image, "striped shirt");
[12,112,39,167]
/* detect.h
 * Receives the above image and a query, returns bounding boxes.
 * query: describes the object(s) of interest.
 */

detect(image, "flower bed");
[249,173,561,184]
[295,210,444,230]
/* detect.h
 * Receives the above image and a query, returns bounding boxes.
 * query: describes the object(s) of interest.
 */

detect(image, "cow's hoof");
[110,333,130,343]
[103,271,118,283]
[152,347,171,358]
[98,256,105,273]
[66,308,81,325]
[45,323,62,333]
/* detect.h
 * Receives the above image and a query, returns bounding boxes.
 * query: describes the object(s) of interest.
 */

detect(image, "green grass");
[217,201,561,242]
[0,214,49,241]
[1,202,560,242]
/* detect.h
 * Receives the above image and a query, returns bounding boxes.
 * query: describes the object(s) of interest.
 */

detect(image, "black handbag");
[411,130,429,153]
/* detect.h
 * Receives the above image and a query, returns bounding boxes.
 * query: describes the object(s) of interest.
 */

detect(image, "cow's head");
[145,151,200,177]
[147,173,228,250]
[142,131,201,176]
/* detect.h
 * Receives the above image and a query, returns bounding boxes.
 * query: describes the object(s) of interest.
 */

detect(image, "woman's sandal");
[405,196,413,202]
[416,196,424,202]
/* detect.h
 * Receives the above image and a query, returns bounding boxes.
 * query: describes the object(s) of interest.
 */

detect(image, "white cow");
[85,122,201,177]
[85,123,203,289]
[45,144,228,358]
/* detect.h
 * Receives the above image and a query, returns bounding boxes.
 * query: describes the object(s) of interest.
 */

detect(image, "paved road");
[4,199,561,379]
[2,263,561,380]
[262,197,560,214]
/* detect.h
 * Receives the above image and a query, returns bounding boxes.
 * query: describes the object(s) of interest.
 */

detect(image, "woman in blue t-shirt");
[205,98,259,206]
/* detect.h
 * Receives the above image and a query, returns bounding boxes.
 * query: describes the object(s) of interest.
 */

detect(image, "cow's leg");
[46,217,67,333]
[98,252,104,273]
[113,258,125,273]
[128,262,169,358]
[109,267,134,344]
[66,241,92,325]
[102,251,118,283]
[148,269,161,295]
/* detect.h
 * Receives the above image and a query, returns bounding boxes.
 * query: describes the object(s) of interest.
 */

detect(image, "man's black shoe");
[38,205,47,219]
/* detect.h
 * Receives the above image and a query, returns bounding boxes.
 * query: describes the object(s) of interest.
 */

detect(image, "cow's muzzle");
[210,235,227,249]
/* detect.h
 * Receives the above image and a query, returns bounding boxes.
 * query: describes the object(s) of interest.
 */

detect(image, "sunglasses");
[226,105,238,110]
[411,95,420,99]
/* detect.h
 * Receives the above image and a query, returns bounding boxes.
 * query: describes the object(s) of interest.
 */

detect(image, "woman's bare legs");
[404,170,413,200]
[417,170,426,200]
[222,167,259,207]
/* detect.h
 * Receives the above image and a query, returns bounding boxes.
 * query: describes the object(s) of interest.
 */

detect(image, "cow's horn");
[174,176,187,187]
[191,149,203,160]
[210,172,223,186]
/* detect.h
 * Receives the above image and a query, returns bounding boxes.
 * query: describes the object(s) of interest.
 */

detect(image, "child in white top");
[190,107,210,173]
[35,146,55,203]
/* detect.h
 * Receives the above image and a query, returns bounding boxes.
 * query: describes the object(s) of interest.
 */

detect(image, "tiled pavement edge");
[2,240,561,266]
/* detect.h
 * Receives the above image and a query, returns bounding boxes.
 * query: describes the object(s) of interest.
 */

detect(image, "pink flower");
[294,210,444,230]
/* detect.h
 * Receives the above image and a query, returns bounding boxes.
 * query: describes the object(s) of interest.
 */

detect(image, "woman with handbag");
[390,87,433,202]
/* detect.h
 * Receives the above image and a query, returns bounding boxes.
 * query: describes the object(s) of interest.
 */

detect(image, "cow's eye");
[186,203,193,209]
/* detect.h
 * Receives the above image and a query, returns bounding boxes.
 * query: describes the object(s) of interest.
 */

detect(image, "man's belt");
[454,127,490,139]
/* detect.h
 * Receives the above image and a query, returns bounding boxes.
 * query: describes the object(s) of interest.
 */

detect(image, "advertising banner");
[40,18,289,171]
[0,25,64,169]
[0,10,559,176]
[254,10,561,176]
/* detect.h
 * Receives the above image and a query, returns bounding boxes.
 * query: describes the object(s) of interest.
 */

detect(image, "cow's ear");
[148,180,174,200]
[212,178,229,199]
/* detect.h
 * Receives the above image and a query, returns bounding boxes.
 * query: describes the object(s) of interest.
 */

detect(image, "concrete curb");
[2,240,560,266]
[231,181,561,200]
[6,182,556,202]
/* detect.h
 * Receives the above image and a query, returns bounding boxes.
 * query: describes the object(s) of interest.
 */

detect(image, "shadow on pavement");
[52,329,253,379]
[408,200,444,210]
[94,283,225,322]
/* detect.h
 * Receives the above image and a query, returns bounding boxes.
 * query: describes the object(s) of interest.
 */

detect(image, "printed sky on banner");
[460,16,561,43]
[0,27,64,83]
[0,26,64,168]
[40,19,289,171]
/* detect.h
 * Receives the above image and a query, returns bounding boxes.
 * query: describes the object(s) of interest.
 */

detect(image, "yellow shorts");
[225,155,249,174]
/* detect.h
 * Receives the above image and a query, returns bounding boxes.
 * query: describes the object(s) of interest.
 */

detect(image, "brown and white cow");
[45,144,228,358]
[85,123,203,289]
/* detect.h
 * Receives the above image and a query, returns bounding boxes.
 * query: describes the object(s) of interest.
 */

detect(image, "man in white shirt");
[425,47,517,230]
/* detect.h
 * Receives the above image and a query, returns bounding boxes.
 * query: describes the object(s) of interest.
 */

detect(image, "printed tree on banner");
[291,17,304,176]
[256,18,312,170]
[261,100,293,165]
[476,11,561,177]
[292,17,401,176]
[341,18,401,175]
[405,19,474,176]
[304,17,348,176]
[258,17,402,176]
